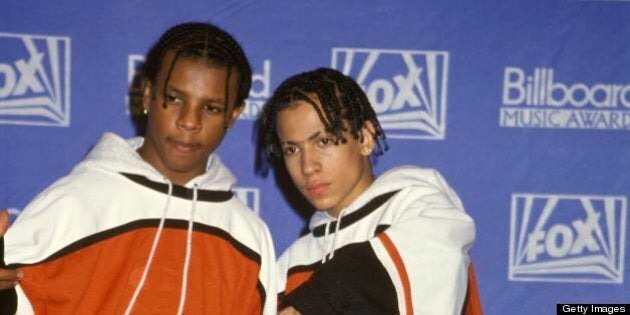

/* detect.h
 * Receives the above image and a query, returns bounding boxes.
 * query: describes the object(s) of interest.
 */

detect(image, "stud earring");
[362,147,372,156]
[142,108,149,115]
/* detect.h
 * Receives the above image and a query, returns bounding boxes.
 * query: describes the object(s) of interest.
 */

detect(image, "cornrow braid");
[134,22,252,129]
[260,67,388,161]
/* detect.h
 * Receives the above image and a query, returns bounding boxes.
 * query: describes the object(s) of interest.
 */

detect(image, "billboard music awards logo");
[243,59,271,120]
[500,66,630,130]
[332,47,449,140]
[0,32,71,127]
[233,187,260,215]
[509,193,627,283]
[127,55,271,120]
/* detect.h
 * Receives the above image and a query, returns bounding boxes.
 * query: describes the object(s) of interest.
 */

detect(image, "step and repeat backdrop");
[1,0,629,313]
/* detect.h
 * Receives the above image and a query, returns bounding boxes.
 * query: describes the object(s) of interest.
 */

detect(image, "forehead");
[156,51,239,95]
[276,101,327,141]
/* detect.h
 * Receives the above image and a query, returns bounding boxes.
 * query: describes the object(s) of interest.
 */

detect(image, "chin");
[165,162,197,174]
[309,199,334,212]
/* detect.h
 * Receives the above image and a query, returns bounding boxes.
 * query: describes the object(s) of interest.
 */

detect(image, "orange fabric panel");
[378,233,413,315]
[19,228,262,314]
[284,270,314,296]
[462,263,483,315]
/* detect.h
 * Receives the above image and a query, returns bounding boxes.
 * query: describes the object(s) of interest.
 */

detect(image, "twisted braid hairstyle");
[133,22,252,129]
[261,67,387,161]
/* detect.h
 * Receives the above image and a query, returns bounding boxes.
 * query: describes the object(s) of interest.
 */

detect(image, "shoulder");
[225,196,270,230]
[15,167,111,219]
[377,167,473,221]
[4,169,129,262]
[207,196,274,253]
[380,166,460,202]
[278,232,318,269]
[380,165,453,188]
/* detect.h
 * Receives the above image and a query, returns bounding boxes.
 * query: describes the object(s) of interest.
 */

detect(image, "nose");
[300,147,320,177]
[176,105,201,132]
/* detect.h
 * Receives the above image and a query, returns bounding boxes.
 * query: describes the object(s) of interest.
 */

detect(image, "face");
[138,52,243,185]
[276,100,375,217]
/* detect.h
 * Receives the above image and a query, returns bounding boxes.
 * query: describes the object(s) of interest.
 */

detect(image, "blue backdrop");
[1,1,629,313]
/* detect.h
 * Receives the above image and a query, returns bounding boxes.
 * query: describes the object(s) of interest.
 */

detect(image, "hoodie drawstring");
[124,180,173,315]
[321,221,332,264]
[328,208,347,261]
[320,208,348,264]
[177,184,198,315]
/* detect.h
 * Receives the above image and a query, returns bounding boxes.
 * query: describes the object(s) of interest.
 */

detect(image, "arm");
[0,211,21,289]
[0,210,21,315]
[284,241,399,315]
[2,182,93,315]
[370,205,474,314]
[259,224,278,315]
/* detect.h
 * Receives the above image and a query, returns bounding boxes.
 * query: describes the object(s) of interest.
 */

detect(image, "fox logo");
[509,193,626,283]
[332,47,449,140]
[0,32,71,127]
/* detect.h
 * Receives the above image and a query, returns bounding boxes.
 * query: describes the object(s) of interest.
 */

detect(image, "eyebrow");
[166,86,226,105]
[281,131,322,146]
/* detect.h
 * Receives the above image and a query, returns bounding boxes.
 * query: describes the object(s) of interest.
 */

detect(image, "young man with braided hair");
[0,22,276,314]
[261,68,481,314]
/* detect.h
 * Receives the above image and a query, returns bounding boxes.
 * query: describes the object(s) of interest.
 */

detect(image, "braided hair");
[261,67,387,161]
[131,22,252,130]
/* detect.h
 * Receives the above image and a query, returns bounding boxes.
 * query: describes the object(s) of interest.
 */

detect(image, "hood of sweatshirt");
[74,132,236,190]
[308,165,456,231]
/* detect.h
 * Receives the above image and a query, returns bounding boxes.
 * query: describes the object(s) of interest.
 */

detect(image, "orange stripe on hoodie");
[19,227,262,314]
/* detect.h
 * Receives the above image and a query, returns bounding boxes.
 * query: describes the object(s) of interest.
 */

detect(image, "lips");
[168,138,200,153]
[306,182,329,197]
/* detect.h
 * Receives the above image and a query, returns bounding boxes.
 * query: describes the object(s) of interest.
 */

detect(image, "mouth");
[306,183,329,198]
[168,138,200,153]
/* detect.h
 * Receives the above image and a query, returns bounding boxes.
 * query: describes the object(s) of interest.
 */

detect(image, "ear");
[360,120,376,156]
[141,81,153,112]
[226,101,246,129]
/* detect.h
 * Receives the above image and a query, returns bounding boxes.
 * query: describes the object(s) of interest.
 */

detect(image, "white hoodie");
[277,165,477,315]
[3,132,276,315]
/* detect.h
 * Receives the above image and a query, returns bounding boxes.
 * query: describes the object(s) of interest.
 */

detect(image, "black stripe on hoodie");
[311,190,400,237]
[120,172,233,202]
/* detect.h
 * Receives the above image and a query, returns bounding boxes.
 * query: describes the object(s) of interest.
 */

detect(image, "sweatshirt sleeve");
[1,184,82,315]
[284,242,399,315]
[285,170,476,315]
[259,223,278,315]
[0,235,17,315]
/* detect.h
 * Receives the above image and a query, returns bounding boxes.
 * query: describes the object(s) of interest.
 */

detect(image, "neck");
[326,168,375,218]
[136,145,204,186]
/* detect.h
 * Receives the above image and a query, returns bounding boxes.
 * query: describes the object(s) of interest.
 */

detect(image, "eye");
[203,104,223,115]
[165,94,182,105]
[282,145,298,156]
[317,137,334,147]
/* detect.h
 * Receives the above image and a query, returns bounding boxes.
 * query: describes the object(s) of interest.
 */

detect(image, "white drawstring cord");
[124,181,173,315]
[177,184,198,315]
[321,221,332,264]
[328,208,347,261]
